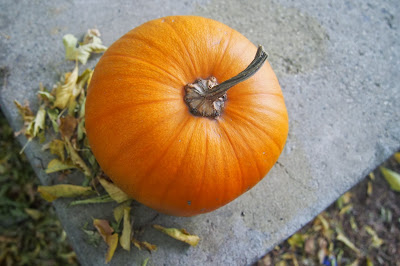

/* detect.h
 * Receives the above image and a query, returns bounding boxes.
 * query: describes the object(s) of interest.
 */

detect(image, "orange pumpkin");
[85,16,288,216]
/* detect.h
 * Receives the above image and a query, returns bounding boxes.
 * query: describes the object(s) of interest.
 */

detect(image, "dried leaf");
[339,204,353,215]
[53,65,78,110]
[350,216,358,231]
[14,100,34,122]
[93,219,118,263]
[48,139,65,161]
[98,177,130,203]
[368,172,375,180]
[364,225,383,248]
[132,238,157,252]
[45,158,76,174]
[317,215,330,231]
[64,138,92,177]
[105,234,118,263]
[37,88,55,103]
[47,108,60,132]
[93,219,114,242]
[336,233,360,255]
[288,233,304,249]
[304,237,316,255]
[380,167,400,192]
[142,258,150,266]
[38,184,93,202]
[63,34,79,61]
[59,115,78,140]
[32,105,46,137]
[113,200,132,224]
[153,224,200,246]
[63,31,107,65]
[394,152,400,164]
[119,207,131,251]
[367,181,373,196]
[77,31,107,65]
[24,208,42,220]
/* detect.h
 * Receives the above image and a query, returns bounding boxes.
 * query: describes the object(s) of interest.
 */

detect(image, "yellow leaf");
[368,172,375,181]
[38,184,93,202]
[367,181,373,196]
[336,233,360,255]
[32,105,46,137]
[53,65,78,109]
[105,233,118,263]
[366,257,374,266]
[153,224,200,247]
[119,207,131,251]
[48,139,66,161]
[99,177,130,203]
[394,152,400,164]
[380,167,400,192]
[93,219,119,263]
[132,238,157,252]
[317,215,330,231]
[64,138,92,177]
[339,204,353,215]
[364,225,383,248]
[45,158,76,174]
[14,100,34,122]
[142,258,150,266]
[113,200,132,224]
[288,233,304,249]
[24,208,42,220]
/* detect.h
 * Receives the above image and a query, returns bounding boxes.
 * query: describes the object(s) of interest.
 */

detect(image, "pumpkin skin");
[85,16,289,217]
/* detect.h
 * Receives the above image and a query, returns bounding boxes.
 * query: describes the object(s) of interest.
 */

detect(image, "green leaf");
[38,184,93,202]
[153,224,200,247]
[69,194,114,206]
[380,167,400,192]
[47,139,66,161]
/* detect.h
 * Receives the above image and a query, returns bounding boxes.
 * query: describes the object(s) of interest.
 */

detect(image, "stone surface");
[1,0,399,265]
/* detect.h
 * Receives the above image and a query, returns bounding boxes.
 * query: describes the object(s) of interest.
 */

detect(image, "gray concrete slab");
[1,0,399,265]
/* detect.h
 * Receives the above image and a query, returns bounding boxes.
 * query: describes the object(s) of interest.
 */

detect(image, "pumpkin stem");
[184,45,268,118]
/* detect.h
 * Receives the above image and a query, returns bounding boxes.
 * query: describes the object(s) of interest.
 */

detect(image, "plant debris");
[13,30,201,263]
[153,225,200,247]
[257,153,400,266]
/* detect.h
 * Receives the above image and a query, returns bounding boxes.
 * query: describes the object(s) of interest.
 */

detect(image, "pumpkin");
[85,16,289,217]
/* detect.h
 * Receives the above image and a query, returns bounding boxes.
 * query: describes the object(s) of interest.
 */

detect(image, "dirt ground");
[259,155,400,266]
